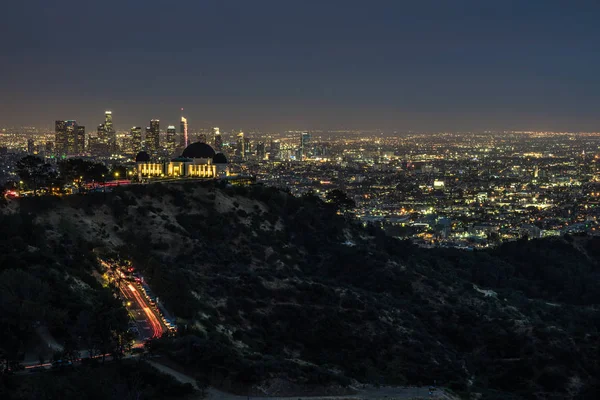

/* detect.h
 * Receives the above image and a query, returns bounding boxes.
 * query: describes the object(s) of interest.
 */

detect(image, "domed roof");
[213,152,228,164]
[182,142,216,159]
[171,156,193,162]
[135,151,150,162]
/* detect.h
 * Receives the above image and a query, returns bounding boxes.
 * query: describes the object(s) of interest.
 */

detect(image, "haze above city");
[2,0,600,132]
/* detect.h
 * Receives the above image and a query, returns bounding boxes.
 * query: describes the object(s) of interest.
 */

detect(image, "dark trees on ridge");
[16,155,53,195]
[326,189,356,212]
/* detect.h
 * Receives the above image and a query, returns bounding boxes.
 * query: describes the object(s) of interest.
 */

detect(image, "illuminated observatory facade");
[135,142,228,180]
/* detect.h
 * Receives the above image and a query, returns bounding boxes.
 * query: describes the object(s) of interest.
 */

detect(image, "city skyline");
[3,0,600,131]
[3,2,600,398]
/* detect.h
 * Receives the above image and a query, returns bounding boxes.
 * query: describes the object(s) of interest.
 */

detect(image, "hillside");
[2,181,600,400]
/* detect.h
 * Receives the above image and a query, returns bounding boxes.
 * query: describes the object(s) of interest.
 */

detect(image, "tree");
[0,269,51,370]
[58,158,108,191]
[109,164,128,181]
[58,158,86,191]
[88,162,109,183]
[326,189,356,212]
[16,155,53,195]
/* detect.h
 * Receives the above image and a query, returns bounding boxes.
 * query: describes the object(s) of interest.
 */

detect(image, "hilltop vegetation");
[2,181,600,399]
[0,210,129,369]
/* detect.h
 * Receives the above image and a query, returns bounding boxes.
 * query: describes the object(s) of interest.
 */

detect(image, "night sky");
[2,0,600,132]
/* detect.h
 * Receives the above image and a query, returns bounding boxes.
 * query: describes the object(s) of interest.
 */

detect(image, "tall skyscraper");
[104,111,116,152]
[270,139,281,161]
[89,110,115,155]
[300,132,311,160]
[131,126,142,155]
[56,120,82,156]
[211,127,219,145]
[55,120,67,156]
[65,120,78,155]
[145,126,152,148]
[180,116,188,147]
[244,138,251,159]
[236,131,245,159]
[214,128,223,152]
[104,111,113,133]
[88,123,106,156]
[97,123,105,139]
[166,125,177,153]
[146,119,160,157]
[75,125,85,154]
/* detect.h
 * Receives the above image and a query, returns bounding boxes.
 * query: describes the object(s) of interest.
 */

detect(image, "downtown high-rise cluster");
[53,111,194,160]
[48,109,319,165]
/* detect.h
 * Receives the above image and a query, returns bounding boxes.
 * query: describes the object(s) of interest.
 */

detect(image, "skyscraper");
[300,132,311,160]
[270,139,281,161]
[97,123,105,139]
[65,120,78,155]
[75,125,85,154]
[146,119,160,157]
[55,120,67,156]
[145,126,152,148]
[214,128,223,152]
[244,137,251,159]
[56,120,82,156]
[89,110,115,155]
[166,125,177,153]
[131,126,142,155]
[104,111,113,133]
[180,116,188,148]
[104,111,116,152]
[88,123,107,156]
[236,131,245,159]
[211,127,220,146]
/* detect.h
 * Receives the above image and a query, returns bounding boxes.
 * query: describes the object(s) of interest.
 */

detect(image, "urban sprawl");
[1,111,598,249]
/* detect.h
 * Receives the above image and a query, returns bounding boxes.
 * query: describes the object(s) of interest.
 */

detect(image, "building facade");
[131,126,142,155]
[55,120,84,156]
[146,119,160,157]
[135,142,228,180]
[180,116,188,148]
[166,125,177,153]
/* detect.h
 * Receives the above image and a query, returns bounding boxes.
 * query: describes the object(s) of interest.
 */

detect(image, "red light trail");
[127,284,164,338]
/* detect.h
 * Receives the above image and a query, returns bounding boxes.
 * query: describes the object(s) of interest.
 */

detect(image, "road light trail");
[102,259,166,340]
[127,284,164,338]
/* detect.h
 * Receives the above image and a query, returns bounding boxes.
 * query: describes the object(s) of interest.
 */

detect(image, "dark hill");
[3,182,600,399]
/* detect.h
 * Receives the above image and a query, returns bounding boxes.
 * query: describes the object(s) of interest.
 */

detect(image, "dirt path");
[145,360,457,400]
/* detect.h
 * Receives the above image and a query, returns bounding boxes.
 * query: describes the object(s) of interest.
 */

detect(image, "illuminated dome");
[135,151,150,162]
[182,142,216,159]
[212,153,228,164]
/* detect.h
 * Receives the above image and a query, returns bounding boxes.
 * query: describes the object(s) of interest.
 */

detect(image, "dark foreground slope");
[3,182,600,399]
